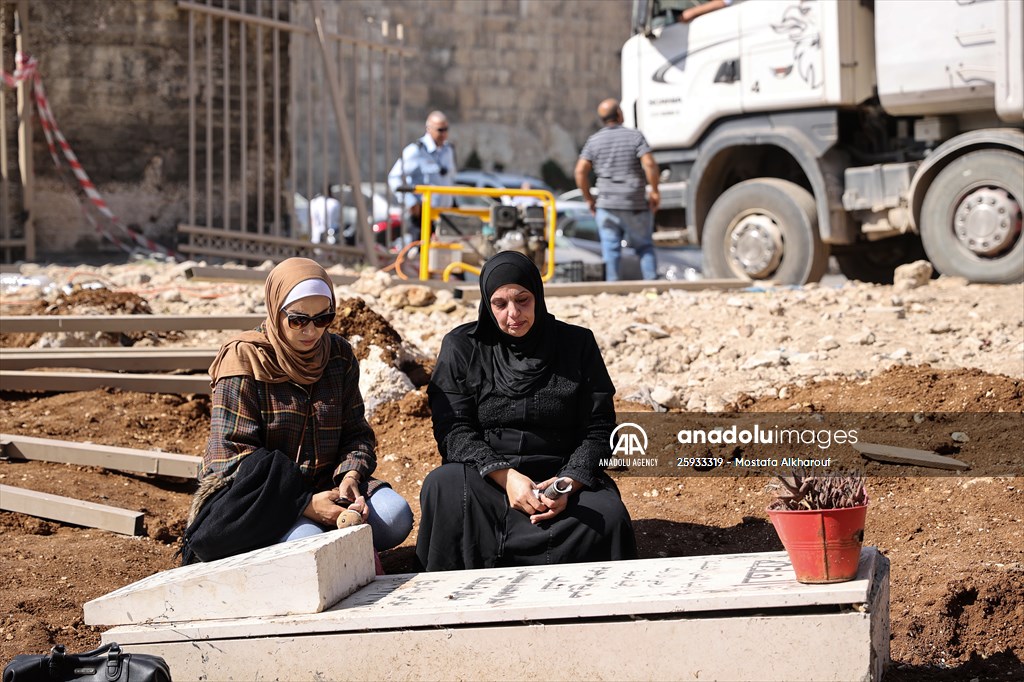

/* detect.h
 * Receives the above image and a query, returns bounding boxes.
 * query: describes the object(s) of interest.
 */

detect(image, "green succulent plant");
[768,468,868,511]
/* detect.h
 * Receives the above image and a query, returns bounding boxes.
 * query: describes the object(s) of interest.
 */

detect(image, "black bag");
[178,447,312,565]
[3,642,170,682]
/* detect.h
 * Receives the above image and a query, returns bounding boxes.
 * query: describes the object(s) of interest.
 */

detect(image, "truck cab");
[623,0,1023,284]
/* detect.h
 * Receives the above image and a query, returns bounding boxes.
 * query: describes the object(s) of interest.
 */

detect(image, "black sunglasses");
[284,309,336,330]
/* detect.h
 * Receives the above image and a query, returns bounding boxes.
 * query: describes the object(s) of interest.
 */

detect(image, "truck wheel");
[920,149,1024,283]
[835,234,928,284]
[702,179,828,284]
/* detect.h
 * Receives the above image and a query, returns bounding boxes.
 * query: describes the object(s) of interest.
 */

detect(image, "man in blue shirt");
[388,111,457,246]
[574,99,661,281]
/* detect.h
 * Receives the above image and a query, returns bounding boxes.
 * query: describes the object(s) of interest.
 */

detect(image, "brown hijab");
[208,258,335,386]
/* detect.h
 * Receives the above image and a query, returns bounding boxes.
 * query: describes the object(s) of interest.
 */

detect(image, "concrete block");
[85,526,374,626]
[103,548,890,681]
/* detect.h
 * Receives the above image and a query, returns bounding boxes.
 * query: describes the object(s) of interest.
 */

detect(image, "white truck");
[622,0,1023,284]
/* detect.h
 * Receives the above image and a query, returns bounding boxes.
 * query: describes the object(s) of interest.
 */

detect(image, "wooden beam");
[0,484,144,536]
[454,279,764,300]
[184,265,357,286]
[0,314,264,333]
[1,434,201,479]
[0,370,211,394]
[0,347,217,371]
[853,442,970,471]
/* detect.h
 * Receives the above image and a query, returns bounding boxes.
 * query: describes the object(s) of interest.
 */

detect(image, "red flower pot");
[767,504,868,584]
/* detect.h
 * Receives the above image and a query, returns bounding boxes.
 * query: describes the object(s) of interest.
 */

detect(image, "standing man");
[388,111,457,247]
[574,99,661,281]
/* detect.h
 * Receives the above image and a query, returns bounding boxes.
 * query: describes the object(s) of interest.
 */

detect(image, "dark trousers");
[405,209,423,245]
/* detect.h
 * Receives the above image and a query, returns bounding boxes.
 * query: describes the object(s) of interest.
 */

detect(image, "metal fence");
[177,0,411,267]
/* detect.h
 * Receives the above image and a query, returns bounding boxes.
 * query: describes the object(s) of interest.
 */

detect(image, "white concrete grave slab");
[84,526,374,626]
[102,548,890,681]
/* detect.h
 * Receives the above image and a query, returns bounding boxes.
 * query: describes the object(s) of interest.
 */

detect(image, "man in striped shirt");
[574,99,661,281]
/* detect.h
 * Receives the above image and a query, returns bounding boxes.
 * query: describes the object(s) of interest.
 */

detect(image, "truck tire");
[702,179,829,284]
[835,234,928,284]
[920,149,1024,284]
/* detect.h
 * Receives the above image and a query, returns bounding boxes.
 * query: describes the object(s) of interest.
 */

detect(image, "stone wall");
[330,0,631,182]
[13,0,193,253]
[9,0,630,256]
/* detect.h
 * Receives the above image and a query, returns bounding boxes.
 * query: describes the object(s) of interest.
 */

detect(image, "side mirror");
[633,0,655,37]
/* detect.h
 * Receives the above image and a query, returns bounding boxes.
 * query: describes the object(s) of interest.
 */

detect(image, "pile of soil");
[328,296,432,387]
[330,297,405,365]
[0,287,172,349]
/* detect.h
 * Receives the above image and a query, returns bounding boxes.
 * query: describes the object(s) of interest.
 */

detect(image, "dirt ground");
[1,279,1023,680]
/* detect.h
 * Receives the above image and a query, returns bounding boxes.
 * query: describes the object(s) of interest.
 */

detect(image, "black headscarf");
[472,251,556,398]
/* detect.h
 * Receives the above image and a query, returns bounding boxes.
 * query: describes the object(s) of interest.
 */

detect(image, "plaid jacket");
[202,334,377,491]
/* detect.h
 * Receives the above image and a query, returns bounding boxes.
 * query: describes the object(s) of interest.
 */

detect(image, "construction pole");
[310,0,377,267]
[1,2,10,262]
[15,0,33,259]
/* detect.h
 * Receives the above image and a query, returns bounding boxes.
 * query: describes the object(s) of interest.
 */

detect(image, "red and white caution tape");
[1,52,179,261]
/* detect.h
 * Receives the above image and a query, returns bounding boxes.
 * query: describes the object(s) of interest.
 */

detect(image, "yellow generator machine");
[393,184,558,282]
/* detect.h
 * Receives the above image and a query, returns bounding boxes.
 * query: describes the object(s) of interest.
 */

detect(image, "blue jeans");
[595,208,657,281]
[278,486,414,551]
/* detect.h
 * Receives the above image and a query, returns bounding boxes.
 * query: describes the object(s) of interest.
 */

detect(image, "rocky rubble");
[3,260,1023,412]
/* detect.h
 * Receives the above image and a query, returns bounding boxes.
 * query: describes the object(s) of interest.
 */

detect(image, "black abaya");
[418,316,638,571]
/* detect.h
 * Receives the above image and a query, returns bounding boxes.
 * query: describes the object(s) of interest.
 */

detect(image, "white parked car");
[330,182,396,224]
[330,182,403,246]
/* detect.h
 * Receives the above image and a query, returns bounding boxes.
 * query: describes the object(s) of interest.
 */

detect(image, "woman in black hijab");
[417,251,637,571]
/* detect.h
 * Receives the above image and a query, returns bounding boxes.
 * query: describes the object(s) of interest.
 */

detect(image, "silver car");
[555,213,702,281]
